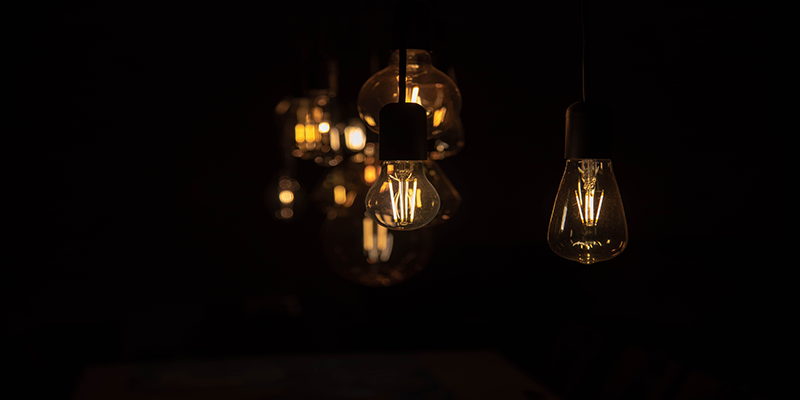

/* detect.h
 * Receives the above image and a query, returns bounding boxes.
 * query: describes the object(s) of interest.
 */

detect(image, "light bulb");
[365,160,440,231]
[264,171,306,221]
[357,49,461,139]
[547,158,627,264]
[277,91,344,166]
[309,158,365,218]
[322,191,435,287]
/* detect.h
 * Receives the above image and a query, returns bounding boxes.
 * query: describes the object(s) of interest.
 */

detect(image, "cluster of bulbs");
[268,49,464,286]
[269,40,629,286]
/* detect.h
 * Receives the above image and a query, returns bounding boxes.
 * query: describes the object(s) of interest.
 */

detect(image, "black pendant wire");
[399,44,406,104]
[581,0,588,102]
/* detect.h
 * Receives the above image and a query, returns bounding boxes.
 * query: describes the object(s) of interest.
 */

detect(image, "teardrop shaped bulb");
[547,159,628,264]
[365,160,440,231]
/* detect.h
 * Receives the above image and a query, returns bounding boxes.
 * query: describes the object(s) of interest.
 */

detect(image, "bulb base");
[565,101,613,159]
[379,102,428,161]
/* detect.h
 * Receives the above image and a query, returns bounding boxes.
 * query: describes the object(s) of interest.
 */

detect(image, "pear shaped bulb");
[365,160,440,231]
[547,159,628,264]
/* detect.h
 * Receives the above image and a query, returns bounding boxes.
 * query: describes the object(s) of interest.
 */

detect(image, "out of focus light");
[334,185,347,205]
[364,165,377,183]
[279,190,294,204]
[330,127,340,151]
[345,126,366,151]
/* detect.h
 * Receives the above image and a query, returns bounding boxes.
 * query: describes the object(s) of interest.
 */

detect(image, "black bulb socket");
[379,102,428,161]
[565,101,613,159]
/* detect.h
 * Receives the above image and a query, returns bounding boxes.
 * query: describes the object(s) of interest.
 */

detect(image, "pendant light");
[547,0,628,264]
[365,47,441,231]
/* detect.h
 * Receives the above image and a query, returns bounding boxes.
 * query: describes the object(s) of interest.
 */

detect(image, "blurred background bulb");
[365,160,440,231]
[357,49,462,139]
[264,171,306,221]
[547,159,627,264]
[322,191,435,287]
[275,90,344,167]
[310,159,364,218]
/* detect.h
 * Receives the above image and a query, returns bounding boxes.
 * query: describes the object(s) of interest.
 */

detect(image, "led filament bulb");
[547,159,627,264]
[365,160,440,230]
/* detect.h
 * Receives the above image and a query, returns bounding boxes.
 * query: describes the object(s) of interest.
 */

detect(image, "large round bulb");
[365,160,440,231]
[547,159,627,264]
[357,49,462,138]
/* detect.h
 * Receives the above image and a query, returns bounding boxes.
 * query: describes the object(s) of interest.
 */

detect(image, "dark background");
[13,0,782,399]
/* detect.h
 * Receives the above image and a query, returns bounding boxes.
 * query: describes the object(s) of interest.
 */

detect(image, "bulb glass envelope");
[357,49,461,139]
[365,161,440,231]
[548,158,627,264]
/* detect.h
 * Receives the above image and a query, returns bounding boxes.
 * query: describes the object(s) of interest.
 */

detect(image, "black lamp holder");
[378,36,428,161]
[565,0,613,160]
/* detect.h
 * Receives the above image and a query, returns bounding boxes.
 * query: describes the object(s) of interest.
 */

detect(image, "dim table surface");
[73,350,560,400]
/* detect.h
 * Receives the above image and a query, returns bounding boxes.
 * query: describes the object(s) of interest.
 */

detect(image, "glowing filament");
[387,169,419,227]
[574,161,605,227]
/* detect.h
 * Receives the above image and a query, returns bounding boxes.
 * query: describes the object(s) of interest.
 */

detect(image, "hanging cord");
[581,0,588,102]
[399,45,406,104]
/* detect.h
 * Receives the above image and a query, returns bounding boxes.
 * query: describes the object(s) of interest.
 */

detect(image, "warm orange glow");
[279,190,294,204]
[362,218,373,251]
[344,126,366,151]
[275,99,291,115]
[363,115,376,127]
[407,86,420,104]
[312,106,323,123]
[364,165,377,183]
[333,185,347,205]
[377,225,387,250]
[345,191,357,207]
[433,107,447,127]
[294,124,305,143]
[305,124,316,143]
[330,127,340,151]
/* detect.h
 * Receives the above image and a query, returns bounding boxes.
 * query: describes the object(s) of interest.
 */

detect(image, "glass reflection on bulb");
[547,159,627,264]
[322,198,435,287]
[365,160,440,231]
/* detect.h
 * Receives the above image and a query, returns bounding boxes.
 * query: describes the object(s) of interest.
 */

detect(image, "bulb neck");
[390,49,432,69]
[378,102,428,161]
[565,101,613,159]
